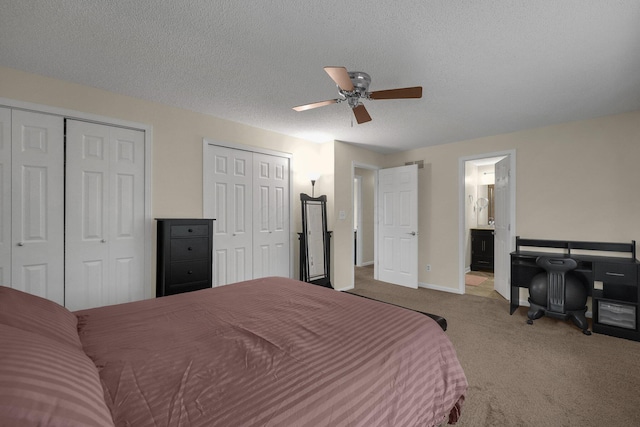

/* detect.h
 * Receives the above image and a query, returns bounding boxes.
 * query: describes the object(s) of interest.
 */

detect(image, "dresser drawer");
[169,260,211,284]
[595,262,637,285]
[165,281,211,296]
[170,224,209,237]
[170,238,209,261]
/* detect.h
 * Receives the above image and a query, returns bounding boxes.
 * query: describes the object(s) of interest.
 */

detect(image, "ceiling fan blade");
[369,86,423,100]
[352,104,372,124]
[292,99,339,112]
[324,66,355,91]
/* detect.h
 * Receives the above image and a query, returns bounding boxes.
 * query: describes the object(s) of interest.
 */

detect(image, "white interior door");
[204,145,253,286]
[494,156,511,299]
[65,120,145,310]
[11,110,64,304]
[0,107,11,287]
[377,164,418,288]
[252,153,290,279]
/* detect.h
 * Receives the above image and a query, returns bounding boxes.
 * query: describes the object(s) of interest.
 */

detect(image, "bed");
[0,277,467,426]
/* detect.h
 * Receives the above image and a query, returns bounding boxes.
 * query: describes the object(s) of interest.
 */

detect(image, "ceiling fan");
[292,66,422,124]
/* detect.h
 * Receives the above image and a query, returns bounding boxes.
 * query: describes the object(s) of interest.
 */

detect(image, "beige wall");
[333,111,640,291]
[355,168,375,265]
[5,66,638,296]
[0,66,334,291]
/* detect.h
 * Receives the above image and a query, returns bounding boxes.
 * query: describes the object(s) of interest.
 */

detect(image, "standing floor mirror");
[299,193,332,288]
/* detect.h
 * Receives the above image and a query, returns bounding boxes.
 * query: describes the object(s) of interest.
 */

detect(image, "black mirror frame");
[299,193,332,288]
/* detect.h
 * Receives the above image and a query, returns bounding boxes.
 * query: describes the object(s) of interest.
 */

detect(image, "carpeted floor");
[351,266,640,426]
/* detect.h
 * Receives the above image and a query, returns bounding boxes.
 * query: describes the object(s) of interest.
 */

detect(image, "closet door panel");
[0,107,10,288]
[204,146,253,286]
[11,110,64,304]
[66,121,145,310]
[65,121,109,310]
[109,126,145,304]
[252,153,289,279]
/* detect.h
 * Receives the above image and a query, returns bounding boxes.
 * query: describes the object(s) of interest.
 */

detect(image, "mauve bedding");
[75,277,467,426]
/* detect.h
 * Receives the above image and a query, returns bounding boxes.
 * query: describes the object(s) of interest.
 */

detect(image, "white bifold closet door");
[0,108,65,304]
[204,144,290,286]
[65,120,145,310]
[252,153,290,279]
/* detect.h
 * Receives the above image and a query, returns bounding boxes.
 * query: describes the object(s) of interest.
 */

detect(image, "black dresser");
[156,218,214,297]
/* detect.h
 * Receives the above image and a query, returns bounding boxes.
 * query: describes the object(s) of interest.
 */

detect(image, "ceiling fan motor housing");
[346,71,371,96]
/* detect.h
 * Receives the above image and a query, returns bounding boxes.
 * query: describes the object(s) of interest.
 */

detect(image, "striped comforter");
[76,277,467,426]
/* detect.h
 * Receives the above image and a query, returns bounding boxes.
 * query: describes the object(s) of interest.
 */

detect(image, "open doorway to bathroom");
[462,154,515,300]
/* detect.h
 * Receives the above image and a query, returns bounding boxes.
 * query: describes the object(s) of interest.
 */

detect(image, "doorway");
[351,163,378,290]
[459,150,516,299]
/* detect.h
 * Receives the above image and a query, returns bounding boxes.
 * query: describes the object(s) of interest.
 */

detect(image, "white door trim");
[458,149,516,295]
[354,174,363,267]
[0,97,154,300]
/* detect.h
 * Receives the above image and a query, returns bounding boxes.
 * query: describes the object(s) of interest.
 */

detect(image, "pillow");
[0,324,115,427]
[0,286,82,350]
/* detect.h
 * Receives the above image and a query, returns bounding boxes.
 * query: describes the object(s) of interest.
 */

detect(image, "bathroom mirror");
[477,184,495,225]
[300,193,331,288]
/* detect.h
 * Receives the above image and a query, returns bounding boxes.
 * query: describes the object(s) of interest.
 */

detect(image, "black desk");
[510,237,639,341]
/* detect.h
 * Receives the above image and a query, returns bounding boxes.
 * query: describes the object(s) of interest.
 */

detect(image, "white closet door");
[204,145,253,286]
[0,107,11,287]
[11,110,64,304]
[65,120,145,310]
[252,153,290,279]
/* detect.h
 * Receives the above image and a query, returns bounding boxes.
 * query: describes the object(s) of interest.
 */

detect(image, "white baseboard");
[418,282,465,295]
[355,261,374,267]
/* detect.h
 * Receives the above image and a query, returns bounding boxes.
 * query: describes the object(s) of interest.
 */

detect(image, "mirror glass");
[477,184,495,226]
[305,201,325,279]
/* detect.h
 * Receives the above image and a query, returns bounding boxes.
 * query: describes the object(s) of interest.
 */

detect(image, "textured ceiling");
[1,1,639,153]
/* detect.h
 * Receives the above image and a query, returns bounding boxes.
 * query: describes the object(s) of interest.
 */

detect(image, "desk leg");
[510,285,519,315]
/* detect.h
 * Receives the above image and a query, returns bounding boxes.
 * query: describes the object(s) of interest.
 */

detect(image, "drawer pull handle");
[187,270,193,275]
[187,247,193,251]
[605,272,625,277]
[188,228,193,233]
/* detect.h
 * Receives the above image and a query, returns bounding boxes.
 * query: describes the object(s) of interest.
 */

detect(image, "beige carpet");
[351,266,640,426]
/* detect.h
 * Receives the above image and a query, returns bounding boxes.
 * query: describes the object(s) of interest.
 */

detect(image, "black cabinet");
[591,262,638,340]
[471,228,494,271]
[156,219,214,297]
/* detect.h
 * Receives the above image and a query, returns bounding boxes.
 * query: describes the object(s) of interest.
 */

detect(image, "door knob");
[17,242,24,246]
[407,231,416,236]
[101,239,107,243]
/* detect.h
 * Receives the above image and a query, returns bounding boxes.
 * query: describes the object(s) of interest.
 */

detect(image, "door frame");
[350,161,379,288]
[353,174,363,266]
[202,138,294,279]
[458,149,516,295]
[0,97,154,299]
